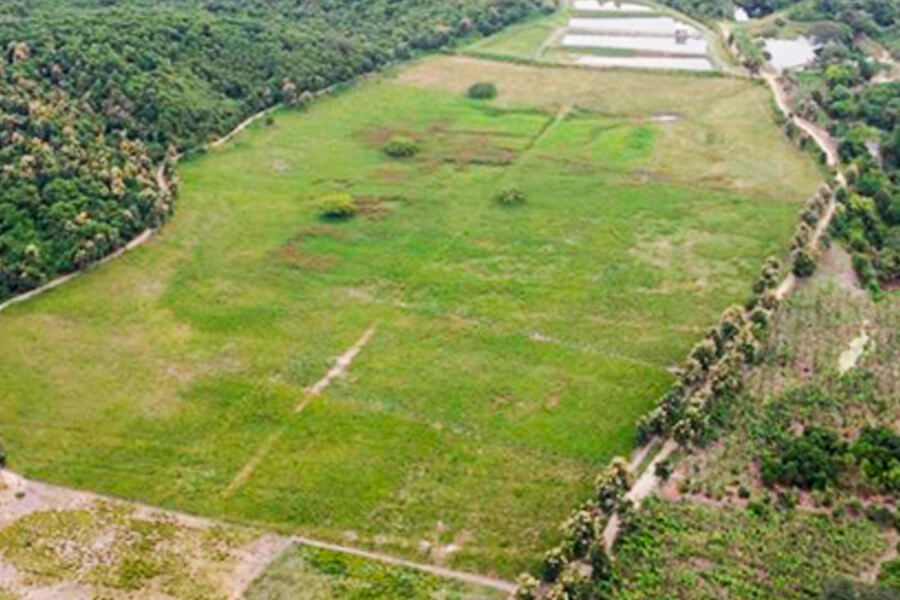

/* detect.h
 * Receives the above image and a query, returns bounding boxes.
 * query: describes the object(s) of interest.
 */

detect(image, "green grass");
[245,545,506,600]
[464,9,569,61]
[0,56,822,576]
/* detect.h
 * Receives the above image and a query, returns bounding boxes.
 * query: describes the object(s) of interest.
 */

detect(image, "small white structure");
[575,54,714,71]
[573,0,654,11]
[567,17,702,37]
[563,33,708,55]
[734,7,750,22]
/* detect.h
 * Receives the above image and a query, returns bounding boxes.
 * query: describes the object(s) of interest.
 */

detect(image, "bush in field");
[761,426,847,490]
[467,81,498,99]
[853,252,880,292]
[792,247,817,277]
[383,136,419,158]
[317,192,356,219]
[495,187,527,206]
[879,558,900,590]
[851,427,900,493]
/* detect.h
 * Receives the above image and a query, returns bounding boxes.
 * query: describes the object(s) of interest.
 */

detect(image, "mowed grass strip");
[0,57,821,576]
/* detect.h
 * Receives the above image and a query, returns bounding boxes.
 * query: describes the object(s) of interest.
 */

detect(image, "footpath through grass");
[0,56,821,576]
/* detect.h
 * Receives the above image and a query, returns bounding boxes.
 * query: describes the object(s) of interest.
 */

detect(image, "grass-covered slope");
[0,0,548,301]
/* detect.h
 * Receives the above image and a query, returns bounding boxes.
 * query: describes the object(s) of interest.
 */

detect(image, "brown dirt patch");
[354,195,406,220]
[359,126,423,148]
[275,226,345,271]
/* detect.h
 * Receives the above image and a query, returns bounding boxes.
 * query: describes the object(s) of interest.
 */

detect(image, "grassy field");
[0,56,821,576]
[245,545,506,600]
[463,9,570,61]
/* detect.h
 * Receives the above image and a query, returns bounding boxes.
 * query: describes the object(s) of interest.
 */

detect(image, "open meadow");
[0,55,823,576]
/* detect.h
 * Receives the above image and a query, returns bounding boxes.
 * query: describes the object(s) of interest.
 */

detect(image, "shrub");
[383,136,419,158]
[748,306,771,329]
[853,252,879,291]
[747,500,767,518]
[540,545,568,583]
[879,558,900,590]
[835,185,849,202]
[673,405,707,447]
[864,504,896,527]
[851,426,900,492]
[792,248,817,277]
[589,542,613,581]
[513,573,540,600]
[689,338,718,370]
[595,458,633,512]
[495,187,526,206]
[761,426,847,490]
[654,458,672,481]
[557,564,592,600]
[719,305,745,340]
[467,81,498,99]
[635,408,665,445]
[560,509,597,558]
[317,193,356,219]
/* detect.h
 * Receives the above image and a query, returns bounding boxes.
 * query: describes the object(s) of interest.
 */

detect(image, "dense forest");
[0,0,549,302]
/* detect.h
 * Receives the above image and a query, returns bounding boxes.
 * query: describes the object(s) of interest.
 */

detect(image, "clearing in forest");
[0,55,822,576]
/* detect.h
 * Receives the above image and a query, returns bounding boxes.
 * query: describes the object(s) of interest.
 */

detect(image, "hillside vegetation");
[0,0,548,302]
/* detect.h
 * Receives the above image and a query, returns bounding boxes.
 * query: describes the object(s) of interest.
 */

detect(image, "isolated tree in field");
[317,192,356,219]
[495,187,526,206]
[383,136,419,158]
[467,81,498,99]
